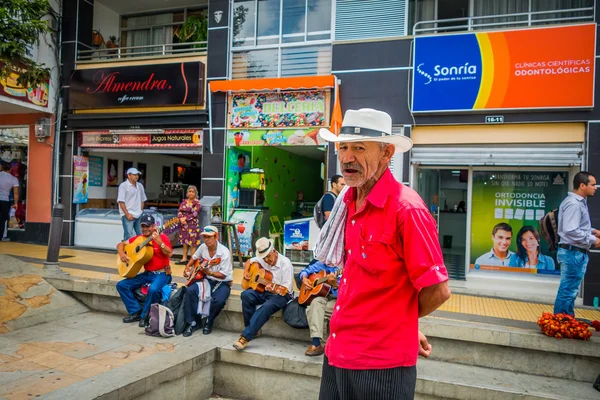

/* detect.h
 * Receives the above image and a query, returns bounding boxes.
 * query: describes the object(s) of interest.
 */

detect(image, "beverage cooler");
[74,208,180,250]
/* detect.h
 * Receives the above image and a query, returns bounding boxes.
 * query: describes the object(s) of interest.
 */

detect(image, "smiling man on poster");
[475,222,519,267]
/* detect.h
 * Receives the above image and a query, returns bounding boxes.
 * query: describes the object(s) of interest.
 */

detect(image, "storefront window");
[0,127,28,232]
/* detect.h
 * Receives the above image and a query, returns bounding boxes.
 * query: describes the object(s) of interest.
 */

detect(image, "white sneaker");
[1,237,10,242]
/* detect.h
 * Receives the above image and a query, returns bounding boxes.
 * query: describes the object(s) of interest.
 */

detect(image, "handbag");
[282,298,309,329]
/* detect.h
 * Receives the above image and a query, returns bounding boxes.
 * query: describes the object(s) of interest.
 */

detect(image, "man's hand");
[418,330,432,358]
[594,229,600,238]
[265,283,275,292]
[11,204,17,210]
[183,265,192,278]
[119,252,130,264]
[243,260,252,280]
[125,213,134,221]
[594,237,600,249]
[326,273,338,288]
[302,276,312,288]
[151,231,162,245]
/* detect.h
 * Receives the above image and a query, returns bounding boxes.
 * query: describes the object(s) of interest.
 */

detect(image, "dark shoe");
[203,324,212,335]
[593,374,600,392]
[123,313,141,323]
[305,344,324,357]
[138,317,149,328]
[177,259,188,265]
[183,324,194,337]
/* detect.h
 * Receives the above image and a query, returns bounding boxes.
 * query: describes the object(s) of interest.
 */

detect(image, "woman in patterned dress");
[177,185,201,264]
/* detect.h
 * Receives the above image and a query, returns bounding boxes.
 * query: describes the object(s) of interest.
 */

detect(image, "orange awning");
[210,75,336,92]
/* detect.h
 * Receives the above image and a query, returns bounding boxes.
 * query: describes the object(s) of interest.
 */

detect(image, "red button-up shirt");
[128,233,172,272]
[325,168,449,370]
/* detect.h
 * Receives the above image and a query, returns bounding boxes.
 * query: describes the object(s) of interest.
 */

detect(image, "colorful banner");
[229,210,259,257]
[80,130,203,148]
[88,156,103,187]
[73,156,89,204]
[470,171,568,275]
[284,220,310,251]
[412,24,595,112]
[225,148,251,218]
[229,91,327,129]
[0,62,49,108]
[227,128,325,147]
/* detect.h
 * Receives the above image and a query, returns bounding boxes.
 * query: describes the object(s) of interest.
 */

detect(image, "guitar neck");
[314,269,342,286]
[256,276,287,294]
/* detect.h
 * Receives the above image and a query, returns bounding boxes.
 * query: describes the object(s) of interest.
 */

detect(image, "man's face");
[332,178,346,194]
[263,250,278,266]
[141,224,154,237]
[338,141,393,187]
[582,176,597,197]
[203,234,217,247]
[128,173,139,183]
[492,230,512,254]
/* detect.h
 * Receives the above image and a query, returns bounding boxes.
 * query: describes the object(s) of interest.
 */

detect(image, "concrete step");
[216,336,600,400]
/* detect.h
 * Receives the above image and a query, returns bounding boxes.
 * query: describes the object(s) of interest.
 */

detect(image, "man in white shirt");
[117,167,147,241]
[234,237,294,350]
[182,225,233,337]
[0,162,19,242]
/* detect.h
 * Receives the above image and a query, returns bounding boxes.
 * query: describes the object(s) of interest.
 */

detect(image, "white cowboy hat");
[319,108,413,154]
[255,237,274,259]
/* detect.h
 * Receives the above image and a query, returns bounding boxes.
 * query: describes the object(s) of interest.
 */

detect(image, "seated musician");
[234,237,293,351]
[116,213,173,327]
[182,225,232,337]
[299,259,340,357]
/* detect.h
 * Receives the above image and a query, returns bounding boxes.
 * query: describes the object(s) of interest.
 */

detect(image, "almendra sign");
[69,61,205,109]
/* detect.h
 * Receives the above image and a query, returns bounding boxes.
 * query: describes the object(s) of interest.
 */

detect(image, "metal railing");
[77,41,208,61]
[413,7,594,35]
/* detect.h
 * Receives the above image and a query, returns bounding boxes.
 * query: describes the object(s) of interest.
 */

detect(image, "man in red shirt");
[317,108,451,399]
[116,213,173,327]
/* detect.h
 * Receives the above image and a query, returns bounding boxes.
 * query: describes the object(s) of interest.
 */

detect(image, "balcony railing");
[77,41,207,62]
[413,7,594,35]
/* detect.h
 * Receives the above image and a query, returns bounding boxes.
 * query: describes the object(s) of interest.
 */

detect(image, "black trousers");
[319,355,417,400]
[0,201,10,239]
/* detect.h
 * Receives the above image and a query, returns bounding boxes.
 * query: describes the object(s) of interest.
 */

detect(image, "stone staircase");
[44,274,600,400]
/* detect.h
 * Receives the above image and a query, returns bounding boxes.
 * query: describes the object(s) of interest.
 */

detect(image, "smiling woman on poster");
[515,226,556,270]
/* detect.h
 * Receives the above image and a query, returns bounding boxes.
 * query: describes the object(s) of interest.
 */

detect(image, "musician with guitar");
[234,237,293,351]
[298,259,341,357]
[116,213,173,328]
[182,225,232,337]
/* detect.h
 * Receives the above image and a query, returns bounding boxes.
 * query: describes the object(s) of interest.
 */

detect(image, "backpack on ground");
[539,208,560,252]
[313,192,336,229]
[145,303,175,338]
[283,298,309,329]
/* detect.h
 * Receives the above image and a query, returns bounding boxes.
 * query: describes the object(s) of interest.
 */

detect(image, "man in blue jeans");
[234,237,293,350]
[117,167,147,241]
[554,171,600,316]
[116,214,173,327]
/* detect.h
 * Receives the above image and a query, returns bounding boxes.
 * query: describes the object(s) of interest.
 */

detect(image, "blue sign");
[284,220,310,250]
[412,33,483,113]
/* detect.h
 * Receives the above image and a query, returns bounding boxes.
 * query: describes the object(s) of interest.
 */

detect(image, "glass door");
[417,168,468,280]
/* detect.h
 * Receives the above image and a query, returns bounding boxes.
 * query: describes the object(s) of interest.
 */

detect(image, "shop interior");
[417,168,468,280]
[0,127,29,236]
[225,144,326,263]
[75,149,203,251]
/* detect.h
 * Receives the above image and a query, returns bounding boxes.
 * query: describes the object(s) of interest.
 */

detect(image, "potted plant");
[174,14,208,48]
[106,36,119,49]
[92,30,104,47]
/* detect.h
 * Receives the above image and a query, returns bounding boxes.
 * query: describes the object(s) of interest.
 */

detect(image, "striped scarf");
[314,186,350,267]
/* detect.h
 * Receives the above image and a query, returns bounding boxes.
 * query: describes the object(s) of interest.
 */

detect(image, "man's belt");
[559,244,589,255]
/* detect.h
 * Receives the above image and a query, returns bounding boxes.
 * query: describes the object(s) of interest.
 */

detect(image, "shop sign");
[80,129,203,148]
[284,220,310,251]
[73,156,89,204]
[227,128,325,147]
[228,91,327,129]
[470,171,568,275]
[69,61,205,109]
[412,24,595,112]
[0,62,49,108]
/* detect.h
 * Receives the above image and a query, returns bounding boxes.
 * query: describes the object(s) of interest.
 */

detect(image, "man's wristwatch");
[160,243,166,249]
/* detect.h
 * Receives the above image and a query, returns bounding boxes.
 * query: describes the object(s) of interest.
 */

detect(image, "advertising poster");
[470,171,568,275]
[229,91,327,129]
[227,128,325,147]
[107,159,119,187]
[73,156,89,204]
[88,156,103,187]
[0,62,49,108]
[412,24,595,112]
[229,210,259,257]
[284,220,310,251]
[224,148,251,218]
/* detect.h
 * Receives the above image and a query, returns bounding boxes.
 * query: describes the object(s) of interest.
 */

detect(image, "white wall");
[93,1,120,44]
[86,151,200,201]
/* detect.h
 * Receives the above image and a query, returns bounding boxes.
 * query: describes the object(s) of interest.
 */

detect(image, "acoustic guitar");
[117,217,178,278]
[298,269,342,305]
[241,262,289,296]
[184,257,222,287]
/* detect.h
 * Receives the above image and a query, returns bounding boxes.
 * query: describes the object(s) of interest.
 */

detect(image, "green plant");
[175,15,208,47]
[109,35,118,43]
[0,0,51,88]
